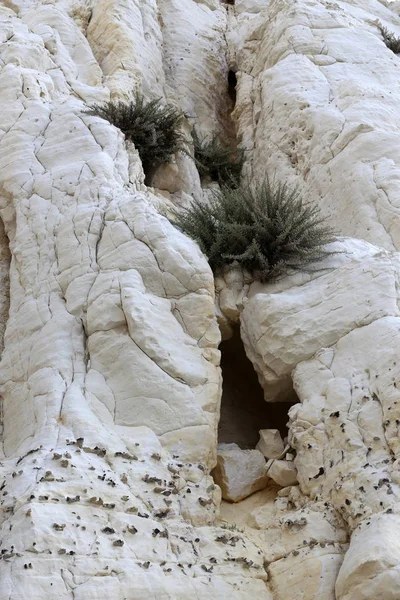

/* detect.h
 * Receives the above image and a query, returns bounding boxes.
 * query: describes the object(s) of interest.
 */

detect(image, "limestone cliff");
[0,1,400,599]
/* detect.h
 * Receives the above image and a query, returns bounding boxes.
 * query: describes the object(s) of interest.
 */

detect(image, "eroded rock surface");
[0,1,267,597]
[218,238,400,402]
[231,0,400,251]
[3,0,400,598]
[291,316,400,598]
[217,235,400,597]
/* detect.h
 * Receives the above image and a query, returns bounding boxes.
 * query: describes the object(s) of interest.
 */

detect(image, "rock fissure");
[2,0,400,597]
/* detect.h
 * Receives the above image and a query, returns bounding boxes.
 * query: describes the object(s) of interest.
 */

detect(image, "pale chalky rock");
[232,0,400,252]
[257,428,285,459]
[217,235,400,594]
[0,2,270,597]
[6,0,400,597]
[213,443,269,502]
[267,459,298,488]
[335,513,400,600]
[217,238,400,402]
[290,316,400,598]
[247,486,348,599]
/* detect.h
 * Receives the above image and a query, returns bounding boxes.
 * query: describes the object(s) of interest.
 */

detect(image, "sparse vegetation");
[171,179,336,282]
[192,129,244,187]
[85,93,184,174]
[378,23,400,54]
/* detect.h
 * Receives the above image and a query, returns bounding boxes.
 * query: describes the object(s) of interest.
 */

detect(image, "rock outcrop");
[2,0,400,599]
[232,0,400,251]
[217,235,400,597]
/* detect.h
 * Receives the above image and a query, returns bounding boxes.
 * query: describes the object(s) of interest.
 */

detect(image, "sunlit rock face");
[232,0,400,251]
[291,314,400,599]
[227,2,400,593]
[0,1,241,597]
[2,0,400,598]
[217,238,400,401]
[216,236,400,597]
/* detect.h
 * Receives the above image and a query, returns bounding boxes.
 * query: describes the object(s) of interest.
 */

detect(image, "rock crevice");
[2,0,400,598]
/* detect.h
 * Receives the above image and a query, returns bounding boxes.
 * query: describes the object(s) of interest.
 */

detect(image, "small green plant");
[191,129,244,187]
[171,179,336,282]
[85,93,184,174]
[378,23,400,54]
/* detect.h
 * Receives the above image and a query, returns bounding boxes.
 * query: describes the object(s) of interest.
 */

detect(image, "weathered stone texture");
[3,0,400,598]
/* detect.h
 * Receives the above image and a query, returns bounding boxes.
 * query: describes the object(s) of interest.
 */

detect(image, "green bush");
[192,129,244,187]
[171,179,336,282]
[378,24,400,54]
[85,93,184,174]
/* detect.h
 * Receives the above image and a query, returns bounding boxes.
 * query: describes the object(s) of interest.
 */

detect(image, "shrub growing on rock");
[378,24,400,54]
[192,129,244,187]
[85,94,184,174]
[172,179,336,282]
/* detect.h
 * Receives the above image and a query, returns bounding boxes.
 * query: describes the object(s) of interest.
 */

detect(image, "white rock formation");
[218,238,400,402]
[231,0,400,251]
[217,234,400,596]
[257,429,285,459]
[3,0,400,598]
[0,1,267,597]
[267,459,298,488]
[290,315,400,599]
[213,442,269,501]
[248,486,348,599]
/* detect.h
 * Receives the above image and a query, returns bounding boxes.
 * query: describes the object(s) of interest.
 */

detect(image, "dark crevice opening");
[143,165,157,187]
[228,70,237,107]
[0,217,10,442]
[218,325,295,449]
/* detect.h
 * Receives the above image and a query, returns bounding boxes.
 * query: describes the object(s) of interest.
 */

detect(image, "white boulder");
[267,459,298,488]
[213,443,269,502]
[217,238,400,402]
[256,428,285,459]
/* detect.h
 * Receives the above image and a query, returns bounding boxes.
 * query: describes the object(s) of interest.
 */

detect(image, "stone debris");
[213,443,269,502]
[256,429,285,459]
[267,460,298,488]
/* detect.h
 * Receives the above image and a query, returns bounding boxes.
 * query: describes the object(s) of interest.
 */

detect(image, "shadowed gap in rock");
[0,217,10,444]
[218,325,296,449]
[228,70,237,106]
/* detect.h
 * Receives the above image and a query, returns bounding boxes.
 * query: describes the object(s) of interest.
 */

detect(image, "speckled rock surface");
[291,315,400,598]
[231,0,400,251]
[216,235,400,597]
[3,0,400,598]
[0,1,269,597]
